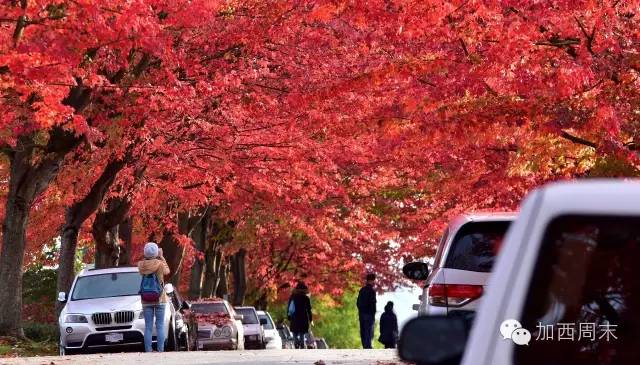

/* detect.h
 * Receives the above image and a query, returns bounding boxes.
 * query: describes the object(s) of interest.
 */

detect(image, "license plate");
[105,333,124,343]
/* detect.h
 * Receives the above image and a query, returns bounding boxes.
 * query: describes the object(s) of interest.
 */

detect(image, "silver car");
[192,299,245,351]
[57,266,177,354]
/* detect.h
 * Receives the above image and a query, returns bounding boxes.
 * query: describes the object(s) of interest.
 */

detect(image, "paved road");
[1,349,403,365]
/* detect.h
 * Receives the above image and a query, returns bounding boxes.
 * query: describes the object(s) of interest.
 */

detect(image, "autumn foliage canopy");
[1,0,640,334]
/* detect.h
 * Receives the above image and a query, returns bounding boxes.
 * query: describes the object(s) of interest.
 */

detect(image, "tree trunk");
[230,249,247,306]
[159,210,209,286]
[188,210,210,299]
[55,157,127,315]
[201,217,235,299]
[202,245,222,298]
[254,292,268,311]
[0,188,30,337]
[215,261,229,299]
[212,251,224,295]
[189,259,204,298]
[118,216,133,266]
[93,198,131,269]
[158,230,185,285]
[95,224,120,268]
[55,225,80,315]
[0,128,83,337]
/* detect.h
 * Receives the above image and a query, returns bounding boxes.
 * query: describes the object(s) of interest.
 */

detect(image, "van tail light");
[427,284,483,307]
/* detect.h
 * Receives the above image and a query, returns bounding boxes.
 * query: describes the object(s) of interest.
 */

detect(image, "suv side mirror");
[58,292,67,303]
[402,261,430,281]
[164,283,175,294]
[234,314,244,321]
[398,315,469,365]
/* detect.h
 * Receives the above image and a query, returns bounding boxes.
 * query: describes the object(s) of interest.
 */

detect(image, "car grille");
[92,313,112,325]
[197,330,211,339]
[114,311,134,324]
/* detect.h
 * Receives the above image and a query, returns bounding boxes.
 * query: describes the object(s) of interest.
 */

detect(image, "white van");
[404,213,516,316]
[399,180,640,365]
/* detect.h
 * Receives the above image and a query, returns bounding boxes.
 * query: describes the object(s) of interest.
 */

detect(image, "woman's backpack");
[288,299,296,317]
[139,273,163,302]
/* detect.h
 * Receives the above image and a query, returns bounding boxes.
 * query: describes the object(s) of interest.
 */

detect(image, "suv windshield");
[258,314,274,329]
[444,221,512,272]
[71,272,141,300]
[191,302,228,315]
[236,308,259,324]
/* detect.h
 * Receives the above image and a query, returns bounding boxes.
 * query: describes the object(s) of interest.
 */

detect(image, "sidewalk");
[0,349,402,365]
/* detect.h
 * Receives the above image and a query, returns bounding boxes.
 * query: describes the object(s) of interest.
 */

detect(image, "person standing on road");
[287,281,313,349]
[378,301,399,349]
[357,273,377,349]
[138,242,170,352]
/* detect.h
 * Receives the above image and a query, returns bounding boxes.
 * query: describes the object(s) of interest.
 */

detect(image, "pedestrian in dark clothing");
[356,273,377,349]
[288,281,313,349]
[378,301,399,349]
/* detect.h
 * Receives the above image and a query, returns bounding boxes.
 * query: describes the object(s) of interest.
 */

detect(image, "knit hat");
[144,242,159,259]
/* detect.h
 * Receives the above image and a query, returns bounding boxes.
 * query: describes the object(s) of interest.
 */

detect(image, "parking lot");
[0,349,401,365]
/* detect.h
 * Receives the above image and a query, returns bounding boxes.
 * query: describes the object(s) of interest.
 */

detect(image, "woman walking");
[137,242,170,352]
[379,301,399,349]
[287,281,313,349]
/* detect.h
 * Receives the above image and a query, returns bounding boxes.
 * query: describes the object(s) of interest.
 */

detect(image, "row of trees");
[2,0,639,337]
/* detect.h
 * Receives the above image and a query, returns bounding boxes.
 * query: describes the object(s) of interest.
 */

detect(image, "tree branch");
[561,131,597,149]
[459,38,469,57]
[574,16,596,56]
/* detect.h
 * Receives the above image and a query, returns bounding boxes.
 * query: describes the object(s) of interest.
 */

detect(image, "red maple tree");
[2,0,639,336]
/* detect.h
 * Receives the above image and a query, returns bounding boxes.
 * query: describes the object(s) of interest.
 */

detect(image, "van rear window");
[444,221,512,272]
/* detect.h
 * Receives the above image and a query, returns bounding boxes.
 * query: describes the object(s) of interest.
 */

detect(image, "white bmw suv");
[57,266,177,354]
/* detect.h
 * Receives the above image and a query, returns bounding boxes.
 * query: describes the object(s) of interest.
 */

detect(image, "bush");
[22,265,57,323]
[23,322,58,342]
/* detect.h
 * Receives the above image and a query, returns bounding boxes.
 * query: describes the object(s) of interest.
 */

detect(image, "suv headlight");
[138,311,144,319]
[65,314,88,323]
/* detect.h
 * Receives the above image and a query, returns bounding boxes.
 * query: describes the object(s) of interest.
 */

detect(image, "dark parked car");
[165,284,193,351]
[305,330,317,349]
[315,338,329,349]
[276,323,295,349]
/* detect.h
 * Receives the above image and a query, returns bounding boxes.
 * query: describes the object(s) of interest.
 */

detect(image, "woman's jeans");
[143,303,166,352]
